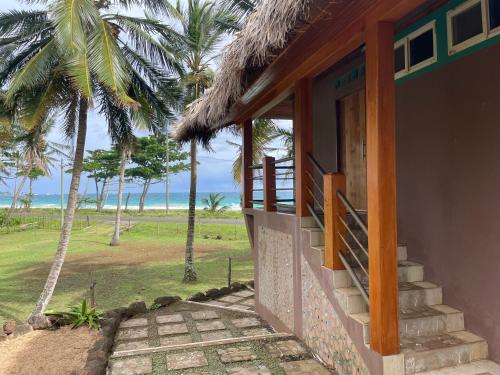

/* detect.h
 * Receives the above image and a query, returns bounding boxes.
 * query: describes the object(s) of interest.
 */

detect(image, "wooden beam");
[242,120,253,209]
[366,21,400,356]
[263,156,276,212]
[323,173,347,270]
[294,78,313,217]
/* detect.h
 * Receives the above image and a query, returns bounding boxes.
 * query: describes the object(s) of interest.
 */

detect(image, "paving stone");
[217,346,258,363]
[117,328,149,341]
[231,317,261,328]
[218,295,244,303]
[110,356,152,375]
[119,318,148,329]
[158,323,188,336]
[166,351,208,370]
[280,359,331,374]
[196,320,226,332]
[115,340,150,352]
[201,330,232,341]
[240,299,255,307]
[159,334,193,346]
[242,327,271,336]
[207,301,229,307]
[191,310,219,320]
[266,340,307,358]
[227,365,272,374]
[232,290,255,298]
[231,304,252,310]
[156,313,184,324]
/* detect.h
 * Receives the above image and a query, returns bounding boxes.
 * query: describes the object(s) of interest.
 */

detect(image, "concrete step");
[402,331,488,374]
[351,305,465,345]
[331,260,424,289]
[334,281,442,315]
[414,359,500,375]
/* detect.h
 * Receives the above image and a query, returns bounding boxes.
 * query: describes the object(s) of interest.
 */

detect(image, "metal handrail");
[272,156,294,164]
[307,188,325,213]
[338,215,368,257]
[250,164,263,169]
[338,232,368,277]
[339,252,369,305]
[336,191,368,236]
[307,153,326,175]
[307,203,324,232]
[306,170,324,197]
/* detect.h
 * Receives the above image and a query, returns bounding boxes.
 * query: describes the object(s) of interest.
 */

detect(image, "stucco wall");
[396,42,500,362]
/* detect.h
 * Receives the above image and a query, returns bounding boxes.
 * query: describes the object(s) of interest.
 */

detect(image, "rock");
[28,314,51,330]
[187,292,207,302]
[247,280,255,288]
[230,282,245,292]
[3,320,16,335]
[127,301,147,315]
[153,295,181,307]
[205,288,223,299]
[216,235,222,240]
[81,359,106,375]
[219,287,231,295]
[13,323,33,337]
[0,331,8,342]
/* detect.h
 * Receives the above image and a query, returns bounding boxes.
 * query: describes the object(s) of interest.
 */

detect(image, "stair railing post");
[263,156,277,212]
[323,173,347,270]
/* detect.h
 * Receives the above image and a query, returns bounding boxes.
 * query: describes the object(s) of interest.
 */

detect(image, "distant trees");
[126,136,189,213]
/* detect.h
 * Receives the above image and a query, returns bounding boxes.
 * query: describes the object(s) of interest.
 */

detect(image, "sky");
[0,0,291,195]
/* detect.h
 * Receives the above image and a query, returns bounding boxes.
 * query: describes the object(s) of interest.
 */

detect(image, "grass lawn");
[0,219,253,323]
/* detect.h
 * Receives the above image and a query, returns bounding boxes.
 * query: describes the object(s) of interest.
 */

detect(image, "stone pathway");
[201,288,256,312]
[108,292,335,374]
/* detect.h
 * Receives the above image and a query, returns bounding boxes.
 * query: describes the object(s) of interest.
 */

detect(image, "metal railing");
[306,153,325,228]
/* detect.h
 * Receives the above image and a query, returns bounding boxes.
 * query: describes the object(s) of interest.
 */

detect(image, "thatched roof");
[173,0,312,144]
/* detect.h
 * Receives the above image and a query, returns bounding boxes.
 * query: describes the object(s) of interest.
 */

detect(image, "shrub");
[45,299,102,329]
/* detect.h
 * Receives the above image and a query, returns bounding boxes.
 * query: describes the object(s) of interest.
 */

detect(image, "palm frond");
[0,10,48,36]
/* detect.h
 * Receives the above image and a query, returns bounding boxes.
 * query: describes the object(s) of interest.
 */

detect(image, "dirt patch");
[0,326,100,375]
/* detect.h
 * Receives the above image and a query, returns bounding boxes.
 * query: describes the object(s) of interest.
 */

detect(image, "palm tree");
[202,193,230,213]
[162,0,237,282]
[4,117,67,225]
[0,0,179,327]
[110,142,131,246]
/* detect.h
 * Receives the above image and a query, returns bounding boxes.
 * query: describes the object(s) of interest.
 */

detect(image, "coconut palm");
[4,117,67,225]
[162,0,237,282]
[202,193,230,213]
[110,142,131,246]
[0,0,179,326]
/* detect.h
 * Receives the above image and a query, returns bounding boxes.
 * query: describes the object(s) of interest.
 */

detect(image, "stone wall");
[257,226,295,331]
[301,254,370,375]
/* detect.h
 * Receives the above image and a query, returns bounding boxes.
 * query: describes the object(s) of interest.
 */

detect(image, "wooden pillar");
[294,78,313,217]
[263,156,277,212]
[323,173,347,270]
[242,120,253,209]
[365,21,400,355]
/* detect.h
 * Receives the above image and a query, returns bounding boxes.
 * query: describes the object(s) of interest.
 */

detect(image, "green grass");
[0,219,253,323]
[2,207,244,220]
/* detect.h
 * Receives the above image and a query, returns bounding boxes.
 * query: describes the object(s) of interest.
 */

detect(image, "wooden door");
[338,89,367,210]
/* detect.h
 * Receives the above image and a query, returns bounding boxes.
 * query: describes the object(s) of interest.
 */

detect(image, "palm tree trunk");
[183,140,198,282]
[98,180,107,212]
[110,148,126,246]
[94,178,100,211]
[139,180,150,213]
[28,98,88,328]
[4,170,30,225]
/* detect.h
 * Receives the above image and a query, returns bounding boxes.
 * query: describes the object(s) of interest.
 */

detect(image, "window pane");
[452,3,483,45]
[394,45,406,73]
[409,29,434,67]
[490,0,500,30]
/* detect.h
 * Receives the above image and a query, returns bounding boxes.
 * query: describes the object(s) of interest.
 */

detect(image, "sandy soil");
[0,326,101,375]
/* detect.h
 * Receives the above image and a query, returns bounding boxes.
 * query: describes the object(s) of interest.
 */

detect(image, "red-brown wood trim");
[263,156,277,212]
[242,120,253,209]
[232,0,427,124]
[294,78,313,217]
[366,21,400,356]
[324,173,347,270]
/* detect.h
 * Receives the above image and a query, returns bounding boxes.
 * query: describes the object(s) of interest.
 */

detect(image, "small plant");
[149,303,162,311]
[202,193,230,214]
[45,299,102,329]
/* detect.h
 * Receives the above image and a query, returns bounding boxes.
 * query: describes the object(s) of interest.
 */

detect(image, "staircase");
[301,217,500,375]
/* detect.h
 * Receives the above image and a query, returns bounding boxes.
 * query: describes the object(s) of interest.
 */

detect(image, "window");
[394,21,436,78]
[489,0,500,33]
[447,0,487,54]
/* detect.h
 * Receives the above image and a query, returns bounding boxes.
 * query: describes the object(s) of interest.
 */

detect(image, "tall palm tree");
[4,117,67,225]
[110,142,131,246]
[162,0,236,282]
[0,0,179,327]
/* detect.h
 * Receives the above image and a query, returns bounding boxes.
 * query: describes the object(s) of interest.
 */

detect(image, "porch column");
[294,78,313,217]
[242,120,253,209]
[365,22,400,355]
[263,156,277,212]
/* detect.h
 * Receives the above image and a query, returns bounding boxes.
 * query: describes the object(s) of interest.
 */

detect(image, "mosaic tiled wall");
[257,226,294,330]
[301,254,370,375]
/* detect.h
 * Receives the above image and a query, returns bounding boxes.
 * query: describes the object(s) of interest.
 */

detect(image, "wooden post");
[323,173,347,270]
[263,156,277,212]
[366,21,400,356]
[294,78,313,217]
[242,120,253,209]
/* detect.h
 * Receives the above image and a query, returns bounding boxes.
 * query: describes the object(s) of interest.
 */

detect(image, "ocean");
[0,192,246,211]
